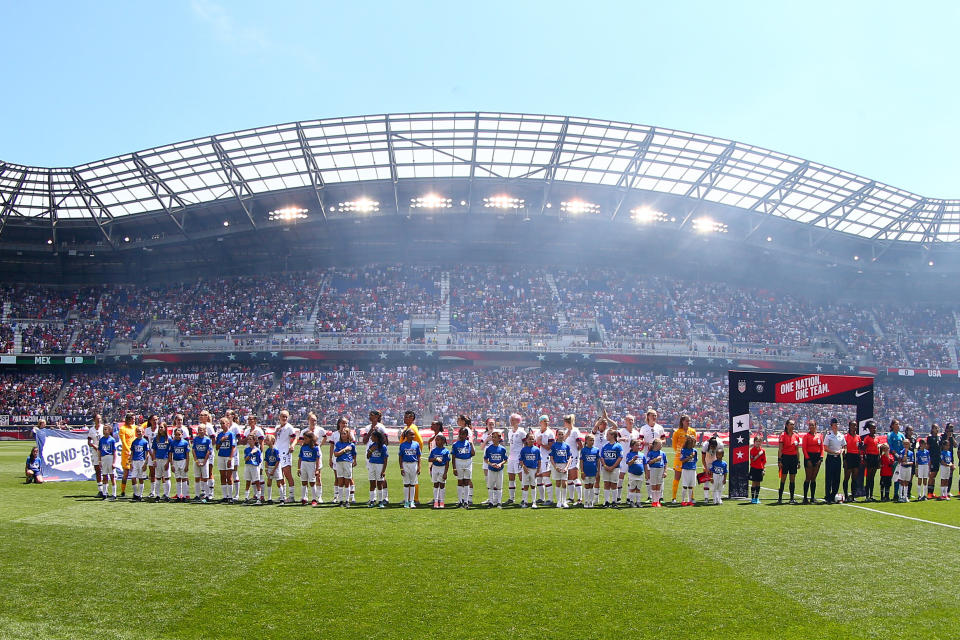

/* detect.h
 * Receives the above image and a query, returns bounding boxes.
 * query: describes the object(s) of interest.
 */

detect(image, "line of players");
[86,406,736,508]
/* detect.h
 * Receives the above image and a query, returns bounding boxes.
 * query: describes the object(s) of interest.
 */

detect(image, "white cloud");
[190,0,269,50]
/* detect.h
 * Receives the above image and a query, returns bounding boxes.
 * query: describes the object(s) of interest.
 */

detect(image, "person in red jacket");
[801,419,824,504]
[777,419,801,504]
[879,443,895,502]
[862,421,881,502]
[843,421,861,502]
[748,434,766,504]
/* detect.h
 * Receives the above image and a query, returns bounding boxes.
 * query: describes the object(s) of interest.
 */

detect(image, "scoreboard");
[0,355,96,365]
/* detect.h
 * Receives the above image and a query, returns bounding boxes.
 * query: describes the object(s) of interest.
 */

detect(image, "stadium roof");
[2,111,959,245]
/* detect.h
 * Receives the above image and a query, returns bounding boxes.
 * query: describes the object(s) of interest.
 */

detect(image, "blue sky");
[3,1,958,197]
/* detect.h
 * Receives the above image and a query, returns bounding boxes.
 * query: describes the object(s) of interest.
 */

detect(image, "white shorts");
[917,464,929,480]
[627,473,644,491]
[550,466,568,482]
[100,455,115,474]
[217,456,233,472]
[154,460,170,479]
[265,464,281,481]
[892,466,900,483]
[712,474,725,492]
[538,455,551,474]
[172,460,188,480]
[335,461,353,479]
[454,459,472,480]
[898,468,912,482]
[487,469,503,490]
[299,461,317,483]
[681,468,697,487]
[482,461,489,472]
[619,458,629,474]
[567,458,580,475]
[194,461,210,479]
[507,457,522,475]
[521,466,537,486]
[148,458,156,468]
[430,465,447,484]
[648,466,665,486]
[130,460,147,480]
[244,465,262,482]
[90,449,100,466]
[600,468,619,484]
[279,451,293,468]
[367,462,385,481]
[401,461,419,485]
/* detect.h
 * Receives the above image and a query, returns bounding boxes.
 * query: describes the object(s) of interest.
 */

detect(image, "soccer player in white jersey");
[535,416,556,505]
[88,413,103,497]
[274,410,298,504]
[243,415,265,447]
[302,412,328,502]
[198,410,217,500]
[562,414,584,505]
[226,410,244,500]
[617,414,640,503]
[639,408,666,501]
[505,413,526,504]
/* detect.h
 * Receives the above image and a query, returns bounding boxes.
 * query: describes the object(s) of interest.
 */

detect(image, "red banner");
[773,374,871,403]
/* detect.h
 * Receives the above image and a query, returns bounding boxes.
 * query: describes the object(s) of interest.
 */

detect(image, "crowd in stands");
[450,265,556,334]
[316,266,439,333]
[3,364,955,439]
[56,366,274,423]
[1,265,959,369]
[0,373,63,415]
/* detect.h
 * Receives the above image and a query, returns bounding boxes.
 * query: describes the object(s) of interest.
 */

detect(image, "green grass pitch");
[2,441,958,640]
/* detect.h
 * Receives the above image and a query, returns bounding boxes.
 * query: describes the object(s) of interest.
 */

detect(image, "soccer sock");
[163,479,170,497]
[334,485,341,502]
[467,486,473,504]
[810,481,816,500]
[509,481,516,500]
[672,478,680,500]
[266,485,273,500]
[616,480,622,501]
[112,483,117,497]
[575,480,582,500]
[383,486,389,501]
[789,480,796,500]
[350,485,355,502]
[803,481,809,500]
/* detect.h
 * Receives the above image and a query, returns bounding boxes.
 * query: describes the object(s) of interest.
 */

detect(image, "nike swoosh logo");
[855,390,872,398]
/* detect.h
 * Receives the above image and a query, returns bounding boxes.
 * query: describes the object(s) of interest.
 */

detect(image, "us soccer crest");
[737,380,746,393]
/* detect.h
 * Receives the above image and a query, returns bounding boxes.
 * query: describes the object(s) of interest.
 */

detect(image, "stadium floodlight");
[766,236,773,242]
[268,207,309,221]
[223,221,230,227]
[483,195,524,209]
[46,239,53,245]
[560,199,600,215]
[410,194,452,209]
[853,255,860,261]
[691,216,728,234]
[929,260,935,267]
[630,206,670,224]
[338,198,380,213]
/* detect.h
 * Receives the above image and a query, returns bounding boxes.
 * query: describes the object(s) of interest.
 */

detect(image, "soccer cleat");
[311,500,317,506]
[438,502,444,509]
[379,501,386,509]
[506,499,514,505]
[520,502,528,508]
[301,499,307,506]
[410,502,417,509]
[530,502,538,509]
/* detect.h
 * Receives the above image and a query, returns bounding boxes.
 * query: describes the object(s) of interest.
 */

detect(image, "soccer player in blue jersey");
[645,439,668,507]
[898,443,914,503]
[242,434,263,504]
[579,433,601,508]
[399,428,422,508]
[600,429,623,508]
[452,426,476,509]
[549,434,573,508]
[366,429,389,508]
[192,427,213,504]
[519,433,541,508]
[170,425,191,502]
[429,434,451,509]
[98,425,119,501]
[679,435,698,506]
[129,426,149,502]
[940,446,955,500]
[263,435,284,504]
[298,431,321,505]
[150,423,172,501]
[333,428,357,507]
[916,439,930,501]
[710,450,728,505]
[215,417,238,504]
[484,431,507,508]
[625,439,646,508]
